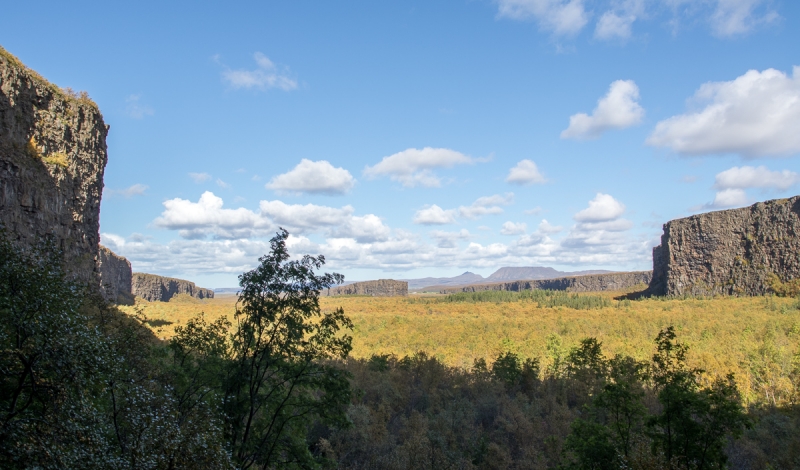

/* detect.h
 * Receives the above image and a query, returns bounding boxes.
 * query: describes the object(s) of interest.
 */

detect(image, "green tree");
[647,327,749,470]
[222,229,354,469]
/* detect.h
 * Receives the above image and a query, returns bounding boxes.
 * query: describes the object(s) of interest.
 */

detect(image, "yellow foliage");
[767,273,800,297]
[42,152,69,168]
[119,291,800,406]
[26,136,40,158]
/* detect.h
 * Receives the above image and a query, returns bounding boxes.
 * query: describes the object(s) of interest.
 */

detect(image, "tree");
[647,327,750,470]
[222,229,354,469]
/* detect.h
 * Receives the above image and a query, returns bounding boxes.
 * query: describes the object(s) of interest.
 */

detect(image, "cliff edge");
[132,273,215,302]
[650,196,800,296]
[438,271,652,294]
[97,245,134,305]
[0,47,107,285]
[325,279,408,297]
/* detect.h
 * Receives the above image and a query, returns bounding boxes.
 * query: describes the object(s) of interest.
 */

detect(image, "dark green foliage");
[222,228,353,469]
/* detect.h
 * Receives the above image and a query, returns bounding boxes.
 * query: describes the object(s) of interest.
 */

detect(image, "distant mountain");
[403,267,615,291]
[487,267,612,281]
[402,272,486,290]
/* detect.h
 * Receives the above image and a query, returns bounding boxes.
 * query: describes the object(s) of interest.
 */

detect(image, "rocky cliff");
[0,47,107,285]
[439,271,652,294]
[97,245,134,304]
[649,196,800,296]
[325,279,408,297]
[132,273,215,302]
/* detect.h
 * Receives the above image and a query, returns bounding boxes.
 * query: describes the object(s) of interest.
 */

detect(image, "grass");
[119,290,800,406]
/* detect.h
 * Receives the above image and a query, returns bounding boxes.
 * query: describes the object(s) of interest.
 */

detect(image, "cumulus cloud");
[706,188,750,209]
[506,159,547,185]
[413,205,457,225]
[152,191,389,242]
[538,219,563,234]
[105,183,148,198]
[561,80,644,140]
[364,147,478,188]
[125,95,154,119]
[430,229,472,248]
[710,0,778,37]
[220,52,297,91]
[266,159,356,195]
[216,179,230,189]
[501,221,527,235]
[458,193,514,219]
[574,193,626,222]
[495,0,589,36]
[714,166,800,191]
[648,67,800,158]
[595,0,645,40]
[189,172,212,183]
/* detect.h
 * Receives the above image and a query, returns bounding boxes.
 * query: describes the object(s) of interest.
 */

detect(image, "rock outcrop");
[649,196,800,296]
[438,271,652,294]
[132,273,215,302]
[0,47,108,286]
[325,280,408,297]
[97,245,134,304]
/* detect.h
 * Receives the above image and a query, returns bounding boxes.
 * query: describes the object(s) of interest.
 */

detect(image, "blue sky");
[3,0,800,288]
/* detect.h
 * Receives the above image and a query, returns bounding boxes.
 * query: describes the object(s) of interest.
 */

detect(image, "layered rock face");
[650,196,800,296]
[325,280,408,297]
[97,245,134,305]
[132,273,215,302]
[439,271,652,294]
[0,48,107,285]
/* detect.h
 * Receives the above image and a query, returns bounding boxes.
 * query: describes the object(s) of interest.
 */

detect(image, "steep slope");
[0,47,107,286]
[132,273,215,302]
[650,196,800,296]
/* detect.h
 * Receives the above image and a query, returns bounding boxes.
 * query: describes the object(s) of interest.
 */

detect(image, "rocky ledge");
[438,271,653,294]
[324,280,408,297]
[132,273,215,302]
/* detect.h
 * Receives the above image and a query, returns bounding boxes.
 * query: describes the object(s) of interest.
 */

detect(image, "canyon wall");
[97,245,134,305]
[649,196,800,296]
[0,47,108,285]
[439,271,652,294]
[325,279,408,297]
[132,273,215,302]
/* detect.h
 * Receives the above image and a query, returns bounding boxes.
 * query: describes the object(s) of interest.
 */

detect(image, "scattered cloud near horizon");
[104,183,148,198]
[506,159,547,185]
[266,159,356,195]
[364,147,481,188]
[648,67,800,158]
[219,52,297,91]
[561,80,644,140]
[189,172,212,183]
[495,0,778,39]
[413,193,515,225]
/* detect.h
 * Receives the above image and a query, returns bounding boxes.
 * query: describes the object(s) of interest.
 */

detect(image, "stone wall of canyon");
[325,280,408,297]
[132,273,215,302]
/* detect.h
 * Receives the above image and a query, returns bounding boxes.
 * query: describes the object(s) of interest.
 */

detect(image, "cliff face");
[0,48,107,285]
[650,196,800,296]
[132,273,215,302]
[97,245,134,305]
[325,280,408,297]
[439,271,652,294]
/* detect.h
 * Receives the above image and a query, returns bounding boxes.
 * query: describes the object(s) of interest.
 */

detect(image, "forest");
[2,230,798,469]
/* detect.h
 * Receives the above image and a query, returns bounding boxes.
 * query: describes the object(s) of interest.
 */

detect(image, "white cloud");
[216,179,230,189]
[221,52,297,91]
[506,159,547,185]
[496,0,589,36]
[595,0,645,40]
[708,188,750,209]
[648,67,800,158]
[364,147,478,188]
[710,0,778,37]
[105,183,148,198]
[524,206,543,215]
[125,95,154,119]
[189,172,212,183]
[561,80,644,139]
[501,221,527,235]
[714,166,800,191]
[538,219,563,234]
[458,193,514,219]
[574,193,626,222]
[266,159,355,195]
[413,205,457,225]
[430,229,472,248]
[154,192,269,239]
